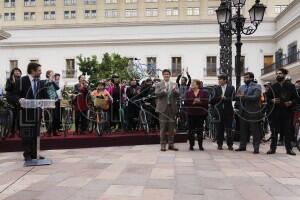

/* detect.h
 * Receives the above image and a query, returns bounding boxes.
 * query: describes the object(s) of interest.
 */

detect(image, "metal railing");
[204,67,248,77]
[261,51,300,76]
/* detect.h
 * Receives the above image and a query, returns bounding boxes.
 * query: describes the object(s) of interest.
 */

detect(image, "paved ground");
[0,141,300,200]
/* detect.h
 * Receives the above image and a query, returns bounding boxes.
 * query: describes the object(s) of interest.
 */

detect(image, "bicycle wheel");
[1,109,13,140]
[88,111,96,133]
[139,110,149,134]
[62,109,73,136]
[95,111,104,136]
[295,121,300,151]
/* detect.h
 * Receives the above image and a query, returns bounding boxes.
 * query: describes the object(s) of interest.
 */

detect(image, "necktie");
[166,82,171,105]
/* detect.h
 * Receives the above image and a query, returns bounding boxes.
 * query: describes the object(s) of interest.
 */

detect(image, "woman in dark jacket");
[185,79,208,151]
[5,68,22,137]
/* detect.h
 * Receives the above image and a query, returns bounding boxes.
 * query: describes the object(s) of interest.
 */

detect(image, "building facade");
[0,0,297,86]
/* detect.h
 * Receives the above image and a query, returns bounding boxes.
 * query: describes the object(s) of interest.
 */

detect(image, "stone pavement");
[0,141,300,200]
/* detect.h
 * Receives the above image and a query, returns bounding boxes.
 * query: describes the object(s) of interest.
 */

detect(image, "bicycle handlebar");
[132,95,156,103]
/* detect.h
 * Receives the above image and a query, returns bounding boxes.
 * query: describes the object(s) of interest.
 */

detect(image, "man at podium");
[17,62,46,161]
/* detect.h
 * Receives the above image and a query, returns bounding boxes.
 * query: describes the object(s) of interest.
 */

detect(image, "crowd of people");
[2,62,300,161]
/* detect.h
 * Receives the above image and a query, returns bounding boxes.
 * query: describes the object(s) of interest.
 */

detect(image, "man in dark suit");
[210,74,235,150]
[266,68,297,155]
[235,72,263,154]
[17,62,46,161]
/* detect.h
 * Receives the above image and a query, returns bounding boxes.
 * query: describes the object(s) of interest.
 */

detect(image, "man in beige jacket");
[155,69,180,151]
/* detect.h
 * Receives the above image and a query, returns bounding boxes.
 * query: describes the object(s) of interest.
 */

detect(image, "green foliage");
[77,53,130,89]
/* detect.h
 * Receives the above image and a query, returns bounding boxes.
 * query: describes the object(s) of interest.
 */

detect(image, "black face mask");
[244,80,251,85]
[276,76,285,82]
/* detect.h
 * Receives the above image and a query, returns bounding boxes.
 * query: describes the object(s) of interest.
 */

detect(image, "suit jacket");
[5,78,20,107]
[236,82,262,120]
[155,81,179,115]
[266,81,298,118]
[210,84,235,120]
[16,75,47,125]
[185,89,208,116]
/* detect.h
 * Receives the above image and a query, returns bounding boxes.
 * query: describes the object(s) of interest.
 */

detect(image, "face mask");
[276,76,284,82]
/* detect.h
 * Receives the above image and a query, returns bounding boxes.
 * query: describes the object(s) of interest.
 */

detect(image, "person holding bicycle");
[126,79,141,131]
[74,75,89,135]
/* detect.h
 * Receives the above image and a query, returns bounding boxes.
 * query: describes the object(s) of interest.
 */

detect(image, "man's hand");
[271,98,280,104]
[284,101,292,107]
[193,98,201,104]
[19,98,25,103]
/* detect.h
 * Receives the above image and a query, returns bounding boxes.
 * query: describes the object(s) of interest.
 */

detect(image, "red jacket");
[184,89,208,116]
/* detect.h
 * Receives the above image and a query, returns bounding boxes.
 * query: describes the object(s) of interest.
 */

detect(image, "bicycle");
[132,95,156,134]
[294,115,300,151]
[206,106,218,141]
[0,97,14,140]
[128,58,161,80]
[60,99,73,137]
[89,96,111,136]
[175,99,188,133]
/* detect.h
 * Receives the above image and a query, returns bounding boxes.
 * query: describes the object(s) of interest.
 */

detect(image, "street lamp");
[216,0,266,88]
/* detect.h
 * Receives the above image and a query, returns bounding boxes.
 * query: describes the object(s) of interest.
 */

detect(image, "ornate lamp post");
[218,0,232,84]
[216,0,266,88]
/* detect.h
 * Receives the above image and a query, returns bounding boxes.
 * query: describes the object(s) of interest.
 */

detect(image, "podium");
[20,99,56,167]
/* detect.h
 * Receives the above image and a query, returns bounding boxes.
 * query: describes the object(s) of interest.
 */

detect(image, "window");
[171,57,182,76]
[125,9,138,17]
[206,56,217,76]
[105,0,117,3]
[64,0,76,5]
[166,8,179,16]
[85,10,97,18]
[145,8,158,17]
[44,0,55,6]
[24,0,36,7]
[4,13,15,21]
[84,0,96,5]
[275,49,283,68]
[125,0,137,3]
[146,57,157,76]
[66,59,75,79]
[264,55,273,68]
[145,0,158,2]
[4,0,15,8]
[10,60,18,70]
[64,10,76,19]
[288,42,297,64]
[24,12,36,21]
[208,7,216,15]
[275,5,287,14]
[44,11,55,20]
[187,7,199,16]
[105,9,118,17]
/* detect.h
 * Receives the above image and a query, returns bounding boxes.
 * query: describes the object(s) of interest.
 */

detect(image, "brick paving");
[0,141,300,200]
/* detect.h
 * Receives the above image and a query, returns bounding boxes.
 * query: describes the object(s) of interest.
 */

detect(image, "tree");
[77,53,130,88]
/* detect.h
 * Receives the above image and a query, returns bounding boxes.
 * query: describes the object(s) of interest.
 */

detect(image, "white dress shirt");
[221,84,227,97]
